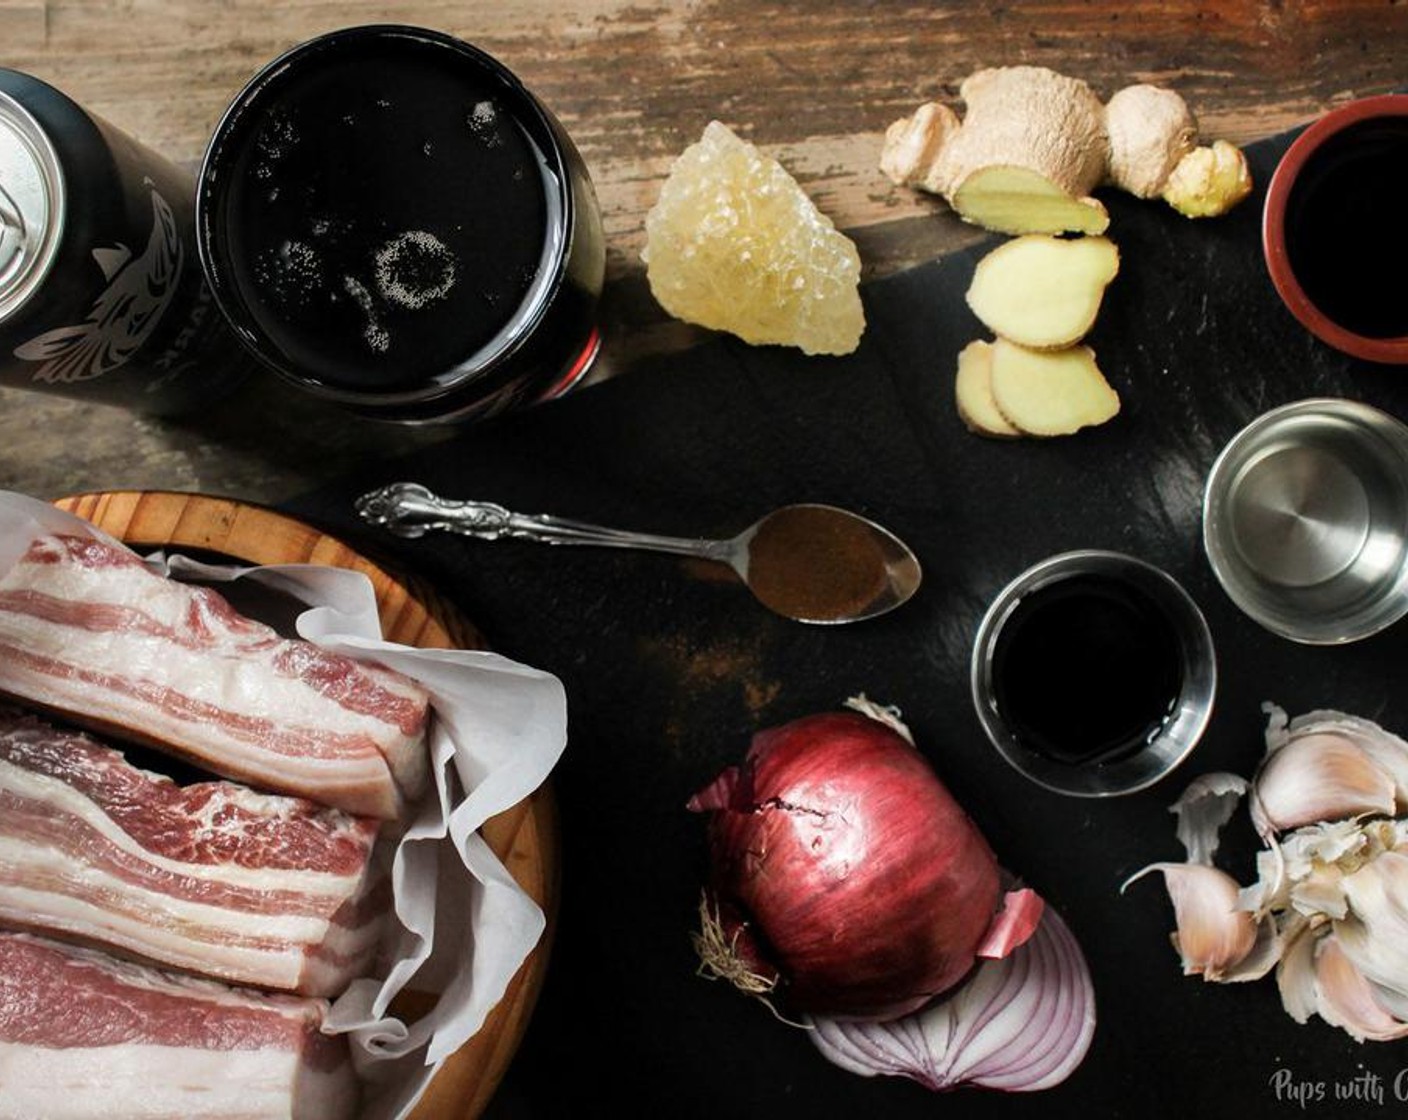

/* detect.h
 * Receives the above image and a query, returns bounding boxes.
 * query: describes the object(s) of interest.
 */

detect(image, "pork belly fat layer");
[0,932,359,1120]
[0,533,430,818]
[0,710,387,996]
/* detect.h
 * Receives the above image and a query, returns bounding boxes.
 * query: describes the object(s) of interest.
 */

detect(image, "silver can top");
[0,90,63,323]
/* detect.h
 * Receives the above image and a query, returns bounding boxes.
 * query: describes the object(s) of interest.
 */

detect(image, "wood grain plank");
[0,2,46,49]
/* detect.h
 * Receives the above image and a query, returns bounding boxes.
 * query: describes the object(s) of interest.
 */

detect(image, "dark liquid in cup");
[219,38,552,393]
[1285,116,1408,340]
[990,574,1183,766]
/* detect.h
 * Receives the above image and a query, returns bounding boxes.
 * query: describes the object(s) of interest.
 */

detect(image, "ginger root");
[882,66,1252,233]
[965,234,1119,350]
[1103,84,1198,199]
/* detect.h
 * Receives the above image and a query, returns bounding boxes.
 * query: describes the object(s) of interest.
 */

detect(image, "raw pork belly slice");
[0,932,358,1120]
[0,710,386,997]
[0,532,430,818]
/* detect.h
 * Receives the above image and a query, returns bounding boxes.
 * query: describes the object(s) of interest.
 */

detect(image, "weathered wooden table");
[1,0,1405,502]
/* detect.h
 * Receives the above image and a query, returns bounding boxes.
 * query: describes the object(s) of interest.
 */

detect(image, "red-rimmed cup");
[1262,94,1408,364]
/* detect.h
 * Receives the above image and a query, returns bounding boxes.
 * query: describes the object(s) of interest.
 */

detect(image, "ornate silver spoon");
[356,482,921,624]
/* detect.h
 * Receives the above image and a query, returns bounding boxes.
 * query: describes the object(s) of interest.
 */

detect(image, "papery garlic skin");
[1246,819,1396,920]
[1171,772,1247,865]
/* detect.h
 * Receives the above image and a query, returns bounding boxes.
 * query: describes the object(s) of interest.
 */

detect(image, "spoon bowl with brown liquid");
[356,484,922,624]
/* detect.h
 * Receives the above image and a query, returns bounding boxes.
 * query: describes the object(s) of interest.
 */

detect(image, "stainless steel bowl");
[971,550,1217,798]
[1203,399,1408,644]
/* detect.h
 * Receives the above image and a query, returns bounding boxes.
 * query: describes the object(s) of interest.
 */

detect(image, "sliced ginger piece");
[989,338,1119,436]
[951,166,1110,236]
[642,120,864,356]
[955,340,1021,438]
[966,234,1120,350]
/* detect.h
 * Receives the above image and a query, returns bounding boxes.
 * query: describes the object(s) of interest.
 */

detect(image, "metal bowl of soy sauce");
[971,551,1217,798]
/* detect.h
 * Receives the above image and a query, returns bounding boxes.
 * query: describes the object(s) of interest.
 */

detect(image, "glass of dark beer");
[197,25,605,424]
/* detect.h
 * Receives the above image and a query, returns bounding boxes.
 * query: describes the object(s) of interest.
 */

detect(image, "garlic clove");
[1171,771,1248,865]
[1251,730,1397,836]
[1124,862,1270,981]
[1368,977,1408,1023]
[1289,704,1408,811]
[1313,934,1408,1042]
[1275,914,1322,1024]
[1334,850,1408,998]
[1220,905,1282,983]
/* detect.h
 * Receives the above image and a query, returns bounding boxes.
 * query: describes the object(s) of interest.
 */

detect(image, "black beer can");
[0,68,249,415]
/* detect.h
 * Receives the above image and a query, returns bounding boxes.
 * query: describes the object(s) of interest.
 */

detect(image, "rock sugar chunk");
[643,121,865,356]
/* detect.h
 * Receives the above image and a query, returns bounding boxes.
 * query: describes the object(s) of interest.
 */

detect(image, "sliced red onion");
[807,901,1095,1093]
[970,915,1089,1090]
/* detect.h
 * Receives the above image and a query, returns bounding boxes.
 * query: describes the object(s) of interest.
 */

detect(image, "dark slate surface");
[291,123,1408,1118]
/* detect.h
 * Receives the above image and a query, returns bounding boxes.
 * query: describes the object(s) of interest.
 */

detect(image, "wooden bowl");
[53,489,559,1120]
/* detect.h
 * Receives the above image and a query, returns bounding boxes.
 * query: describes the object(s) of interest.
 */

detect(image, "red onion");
[687,706,1032,1020]
[807,902,1096,1092]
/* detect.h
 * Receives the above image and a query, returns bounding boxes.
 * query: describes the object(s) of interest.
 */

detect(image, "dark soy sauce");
[221,39,550,393]
[991,574,1184,766]
[1285,116,1408,339]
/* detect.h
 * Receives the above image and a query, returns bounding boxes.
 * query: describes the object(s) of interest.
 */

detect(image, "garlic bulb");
[1129,704,1408,1042]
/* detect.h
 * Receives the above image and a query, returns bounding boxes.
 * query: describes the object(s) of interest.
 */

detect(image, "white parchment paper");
[0,492,568,1120]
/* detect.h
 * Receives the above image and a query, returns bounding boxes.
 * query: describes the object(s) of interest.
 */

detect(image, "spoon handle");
[356,482,733,561]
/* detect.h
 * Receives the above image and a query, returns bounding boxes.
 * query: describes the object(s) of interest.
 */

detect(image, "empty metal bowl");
[1203,398,1408,644]
[971,550,1217,798]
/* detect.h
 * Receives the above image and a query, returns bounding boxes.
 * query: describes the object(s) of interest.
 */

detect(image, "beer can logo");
[12,187,181,383]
